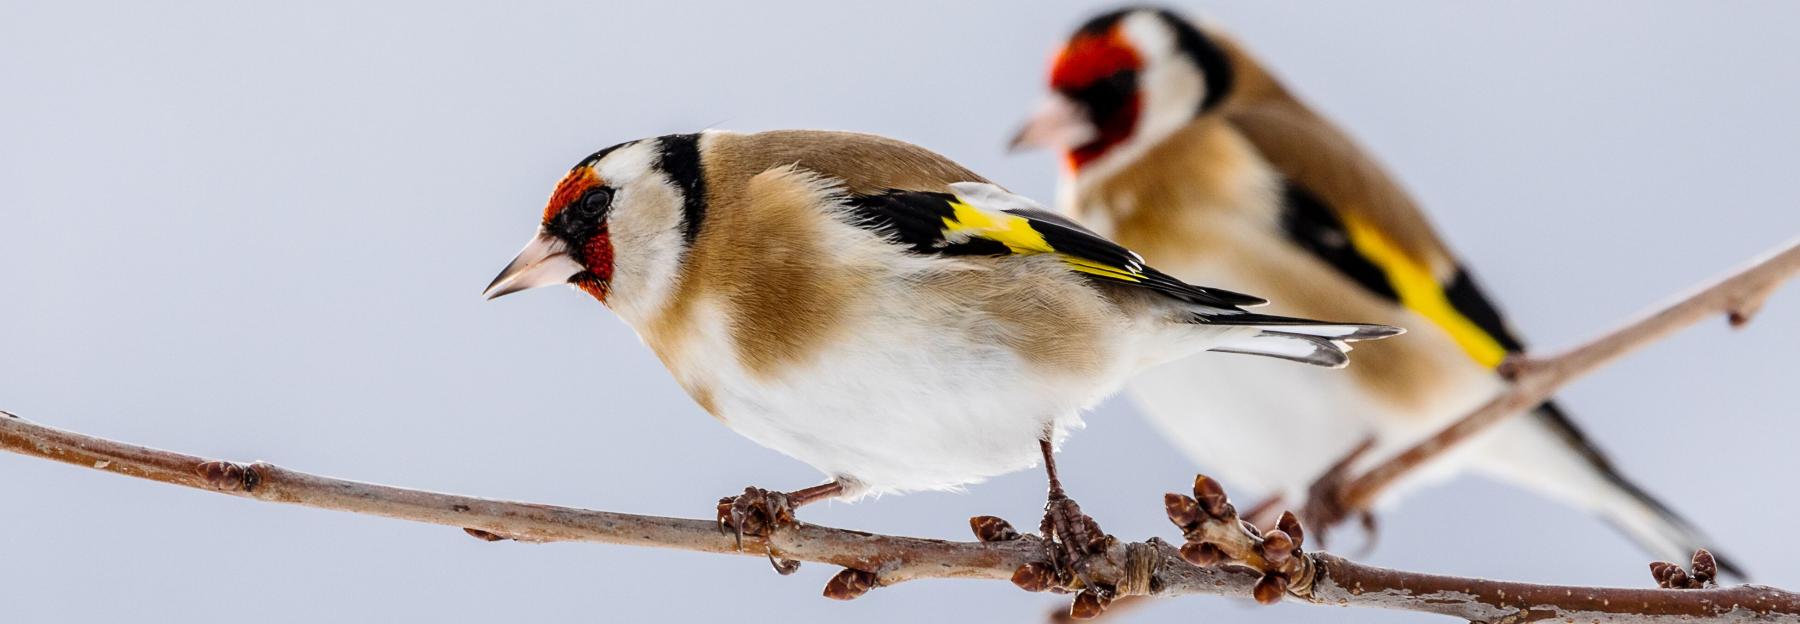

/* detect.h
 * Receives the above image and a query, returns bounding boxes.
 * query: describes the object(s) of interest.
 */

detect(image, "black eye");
[576,187,613,218]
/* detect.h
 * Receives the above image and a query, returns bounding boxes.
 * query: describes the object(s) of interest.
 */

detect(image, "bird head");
[485,135,702,315]
[1011,7,1234,181]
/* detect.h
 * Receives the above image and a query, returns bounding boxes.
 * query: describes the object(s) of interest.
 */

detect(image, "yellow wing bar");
[941,200,1145,282]
[1341,212,1508,368]
[942,200,1053,253]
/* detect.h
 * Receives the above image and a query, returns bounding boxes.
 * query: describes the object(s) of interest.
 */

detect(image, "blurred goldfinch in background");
[1012,6,1736,574]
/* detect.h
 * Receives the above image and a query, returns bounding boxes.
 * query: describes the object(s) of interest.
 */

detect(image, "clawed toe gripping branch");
[2,239,1798,621]
[717,486,802,575]
[971,512,1157,620]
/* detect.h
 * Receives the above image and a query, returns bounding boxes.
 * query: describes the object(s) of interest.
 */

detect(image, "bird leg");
[1300,437,1377,548]
[717,481,843,574]
[1036,439,1115,605]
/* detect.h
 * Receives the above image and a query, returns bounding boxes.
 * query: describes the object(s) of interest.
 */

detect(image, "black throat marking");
[1151,8,1235,114]
[656,133,707,243]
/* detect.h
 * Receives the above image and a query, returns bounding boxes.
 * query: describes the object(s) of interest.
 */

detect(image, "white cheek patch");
[1139,58,1205,137]
[1123,10,1203,137]
[576,138,689,321]
[601,169,689,325]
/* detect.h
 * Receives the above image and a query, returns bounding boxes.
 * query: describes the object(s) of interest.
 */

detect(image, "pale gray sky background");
[3,2,1797,622]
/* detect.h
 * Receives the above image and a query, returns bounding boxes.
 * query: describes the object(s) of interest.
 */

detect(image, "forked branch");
[1320,237,1800,520]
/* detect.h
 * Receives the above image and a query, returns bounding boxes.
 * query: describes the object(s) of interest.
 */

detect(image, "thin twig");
[2,412,1797,621]
[1331,237,1800,515]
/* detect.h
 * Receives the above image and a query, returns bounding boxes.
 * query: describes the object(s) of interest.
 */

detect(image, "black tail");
[1531,401,1746,579]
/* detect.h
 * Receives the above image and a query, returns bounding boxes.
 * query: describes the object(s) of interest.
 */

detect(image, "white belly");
[1130,355,1376,497]
[1126,252,1505,503]
[712,315,1138,497]
[719,331,1085,497]
[665,267,1151,499]
[1130,351,1511,504]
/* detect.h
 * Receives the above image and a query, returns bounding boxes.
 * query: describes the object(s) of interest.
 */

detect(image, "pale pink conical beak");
[1008,94,1096,152]
[483,232,584,299]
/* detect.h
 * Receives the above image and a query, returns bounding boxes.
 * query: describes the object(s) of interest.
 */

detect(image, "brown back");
[703,129,989,197]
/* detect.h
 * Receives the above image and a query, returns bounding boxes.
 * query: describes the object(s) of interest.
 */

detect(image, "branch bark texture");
[1336,237,1800,513]
[3,412,1797,622]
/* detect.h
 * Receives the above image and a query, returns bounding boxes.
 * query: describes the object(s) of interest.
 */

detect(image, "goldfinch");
[1013,7,1736,573]
[484,129,1398,568]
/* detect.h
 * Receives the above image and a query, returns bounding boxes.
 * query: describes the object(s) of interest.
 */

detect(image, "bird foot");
[1041,494,1118,616]
[717,486,801,574]
[1299,438,1377,547]
[718,486,796,540]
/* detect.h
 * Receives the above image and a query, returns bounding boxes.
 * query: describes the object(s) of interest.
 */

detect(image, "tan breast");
[640,164,869,386]
[1082,117,1279,264]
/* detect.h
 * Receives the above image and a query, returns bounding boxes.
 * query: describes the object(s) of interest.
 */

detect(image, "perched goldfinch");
[484,129,1398,565]
[1013,7,1736,573]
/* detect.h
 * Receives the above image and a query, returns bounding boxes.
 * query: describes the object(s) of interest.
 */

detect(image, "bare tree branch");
[3,411,1798,622]
[1324,237,1800,518]
[6,237,1799,621]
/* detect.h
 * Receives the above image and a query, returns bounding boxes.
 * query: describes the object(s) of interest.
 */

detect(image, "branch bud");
[1193,475,1230,518]
[196,460,257,492]
[1069,589,1111,619]
[970,515,1021,543]
[1277,511,1305,549]
[1013,562,1057,592]
[462,527,507,542]
[1165,493,1200,529]
[1691,549,1717,585]
[1253,573,1289,605]
[1649,561,1678,588]
[823,568,878,600]
[1261,529,1295,566]
[1666,567,1691,589]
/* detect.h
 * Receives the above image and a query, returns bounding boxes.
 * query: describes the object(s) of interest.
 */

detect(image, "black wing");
[845,188,1267,309]
[1278,180,1524,366]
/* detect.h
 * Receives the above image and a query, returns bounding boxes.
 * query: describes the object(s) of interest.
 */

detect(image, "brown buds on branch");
[1652,549,1720,590]
[462,527,509,542]
[196,459,258,492]
[5,412,1800,622]
[971,515,1022,543]
[823,568,879,600]
[1165,475,1313,605]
